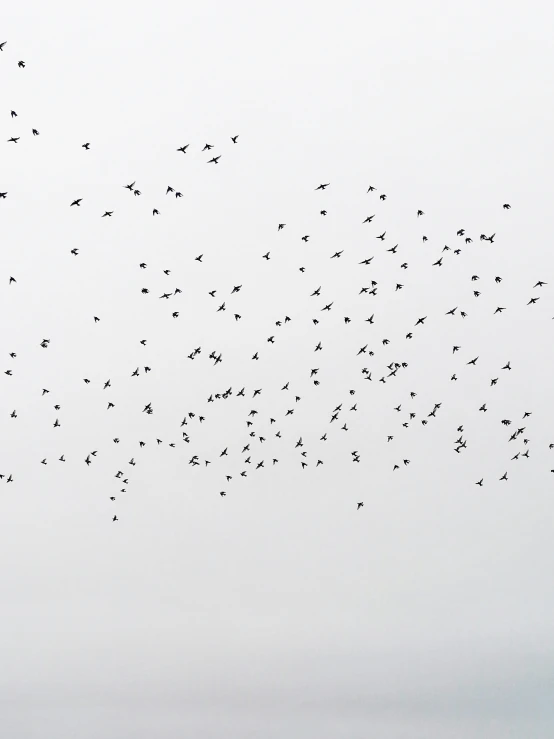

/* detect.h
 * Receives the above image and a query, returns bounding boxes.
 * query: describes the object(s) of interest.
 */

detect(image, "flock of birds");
[1,39,552,522]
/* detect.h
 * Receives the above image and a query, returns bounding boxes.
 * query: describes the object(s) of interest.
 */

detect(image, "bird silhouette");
[0,125,546,523]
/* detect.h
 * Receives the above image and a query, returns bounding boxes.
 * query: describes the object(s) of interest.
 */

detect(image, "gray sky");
[1,1,554,737]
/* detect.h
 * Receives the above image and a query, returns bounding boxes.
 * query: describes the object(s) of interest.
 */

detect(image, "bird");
[82,143,90,150]
[0,153,544,519]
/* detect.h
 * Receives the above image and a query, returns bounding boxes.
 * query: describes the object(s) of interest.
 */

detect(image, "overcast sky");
[1,1,554,737]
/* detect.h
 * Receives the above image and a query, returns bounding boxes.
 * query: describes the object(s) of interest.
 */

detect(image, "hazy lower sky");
[1,1,554,737]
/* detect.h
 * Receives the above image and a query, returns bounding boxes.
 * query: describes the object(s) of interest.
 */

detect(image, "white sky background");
[1,1,554,737]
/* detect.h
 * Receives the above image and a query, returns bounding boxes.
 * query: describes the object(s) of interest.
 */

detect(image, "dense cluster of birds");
[1,39,552,521]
